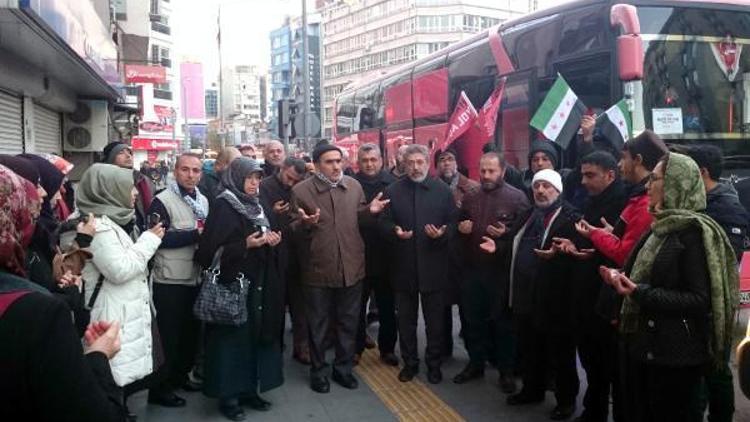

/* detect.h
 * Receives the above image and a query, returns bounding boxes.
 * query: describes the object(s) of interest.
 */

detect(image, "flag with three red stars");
[596,99,632,150]
[530,74,586,149]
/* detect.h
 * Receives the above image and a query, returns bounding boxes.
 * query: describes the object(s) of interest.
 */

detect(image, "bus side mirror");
[617,35,643,81]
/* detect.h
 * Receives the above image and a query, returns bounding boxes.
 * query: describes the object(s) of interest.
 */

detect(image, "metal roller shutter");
[33,103,62,154]
[0,91,23,154]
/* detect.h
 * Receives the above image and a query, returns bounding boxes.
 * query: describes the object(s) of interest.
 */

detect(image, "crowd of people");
[0,121,745,422]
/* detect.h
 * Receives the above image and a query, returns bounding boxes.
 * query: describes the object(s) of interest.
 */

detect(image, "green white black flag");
[530,74,586,149]
[597,99,632,149]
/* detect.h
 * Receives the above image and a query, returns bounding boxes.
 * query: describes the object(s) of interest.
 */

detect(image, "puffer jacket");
[81,215,161,386]
[706,182,748,262]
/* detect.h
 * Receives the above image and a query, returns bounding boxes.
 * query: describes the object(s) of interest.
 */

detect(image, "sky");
[172,0,568,86]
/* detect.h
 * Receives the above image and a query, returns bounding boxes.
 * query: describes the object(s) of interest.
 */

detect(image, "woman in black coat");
[196,157,285,421]
[603,153,738,422]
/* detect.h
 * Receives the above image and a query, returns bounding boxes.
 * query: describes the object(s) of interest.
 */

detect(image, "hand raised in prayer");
[424,224,446,239]
[395,226,413,240]
[298,207,321,226]
[479,236,496,254]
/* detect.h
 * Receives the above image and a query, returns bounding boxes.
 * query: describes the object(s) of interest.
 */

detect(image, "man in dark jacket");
[554,151,627,422]
[507,169,582,421]
[435,147,479,358]
[260,157,308,363]
[380,144,457,385]
[683,144,747,422]
[199,147,241,208]
[102,141,155,232]
[262,141,286,177]
[353,143,398,366]
[452,152,530,393]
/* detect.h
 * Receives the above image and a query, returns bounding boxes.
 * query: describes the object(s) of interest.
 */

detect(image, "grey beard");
[409,173,427,183]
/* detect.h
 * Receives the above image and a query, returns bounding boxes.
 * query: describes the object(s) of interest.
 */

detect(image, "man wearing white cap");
[502,168,583,420]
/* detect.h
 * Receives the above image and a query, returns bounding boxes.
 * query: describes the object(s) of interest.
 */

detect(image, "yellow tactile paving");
[354,348,466,422]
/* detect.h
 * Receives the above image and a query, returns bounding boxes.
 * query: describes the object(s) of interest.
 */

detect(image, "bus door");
[497,71,534,171]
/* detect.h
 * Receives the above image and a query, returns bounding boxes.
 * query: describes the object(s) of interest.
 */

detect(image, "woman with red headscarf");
[0,164,127,421]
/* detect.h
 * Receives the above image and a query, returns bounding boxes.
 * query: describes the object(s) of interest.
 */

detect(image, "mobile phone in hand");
[148,212,161,228]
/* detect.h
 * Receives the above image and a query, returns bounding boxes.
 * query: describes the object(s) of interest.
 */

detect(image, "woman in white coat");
[76,163,165,404]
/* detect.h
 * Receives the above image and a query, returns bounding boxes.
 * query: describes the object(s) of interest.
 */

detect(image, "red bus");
[332,0,750,180]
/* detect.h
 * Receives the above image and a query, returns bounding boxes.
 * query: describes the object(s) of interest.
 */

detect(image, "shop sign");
[131,138,179,151]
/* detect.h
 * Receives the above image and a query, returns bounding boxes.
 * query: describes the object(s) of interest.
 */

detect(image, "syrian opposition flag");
[442,91,478,150]
[530,75,586,148]
[475,78,506,140]
[597,99,632,149]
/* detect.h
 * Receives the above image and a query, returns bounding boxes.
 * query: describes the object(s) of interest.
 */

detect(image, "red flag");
[475,78,506,140]
[442,91,478,150]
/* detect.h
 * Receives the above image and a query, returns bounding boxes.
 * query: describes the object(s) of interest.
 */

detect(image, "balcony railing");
[151,21,171,35]
[153,89,173,100]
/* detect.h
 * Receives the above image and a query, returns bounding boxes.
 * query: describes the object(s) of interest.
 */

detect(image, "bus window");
[498,73,532,170]
[501,14,562,77]
[383,67,414,125]
[635,6,750,143]
[553,53,612,112]
[354,83,380,132]
[336,92,356,136]
[557,5,608,57]
[448,38,498,108]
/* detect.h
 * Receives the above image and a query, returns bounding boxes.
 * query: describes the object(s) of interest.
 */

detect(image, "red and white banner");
[710,35,743,82]
[441,91,478,151]
[475,78,506,140]
[131,138,179,151]
[124,64,167,84]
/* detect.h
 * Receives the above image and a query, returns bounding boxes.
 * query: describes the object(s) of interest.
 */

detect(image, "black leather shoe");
[331,371,359,389]
[380,352,399,366]
[239,394,271,411]
[550,404,576,420]
[452,363,484,384]
[398,366,418,382]
[427,367,443,384]
[310,376,330,393]
[506,391,545,406]
[147,392,187,407]
[182,379,203,392]
[219,404,246,421]
[499,372,517,394]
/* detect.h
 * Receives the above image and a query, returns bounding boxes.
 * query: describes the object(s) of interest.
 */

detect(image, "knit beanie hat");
[312,143,342,163]
[532,168,563,193]
[528,140,559,169]
[101,142,131,164]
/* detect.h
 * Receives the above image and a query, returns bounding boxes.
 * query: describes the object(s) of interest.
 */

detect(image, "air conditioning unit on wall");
[63,100,110,152]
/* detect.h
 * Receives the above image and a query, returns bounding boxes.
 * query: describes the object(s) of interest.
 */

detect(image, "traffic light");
[289,100,298,139]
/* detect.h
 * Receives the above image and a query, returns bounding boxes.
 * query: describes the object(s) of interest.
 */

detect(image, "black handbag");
[193,247,249,326]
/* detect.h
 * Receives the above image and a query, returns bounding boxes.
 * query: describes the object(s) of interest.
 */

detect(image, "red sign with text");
[124,65,167,84]
[131,138,179,151]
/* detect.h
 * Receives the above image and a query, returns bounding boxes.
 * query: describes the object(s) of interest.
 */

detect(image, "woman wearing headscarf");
[196,157,284,421]
[0,155,92,335]
[602,153,738,422]
[0,164,127,421]
[76,163,165,395]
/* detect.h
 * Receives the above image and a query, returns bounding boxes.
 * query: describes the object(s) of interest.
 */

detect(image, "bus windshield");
[636,6,750,143]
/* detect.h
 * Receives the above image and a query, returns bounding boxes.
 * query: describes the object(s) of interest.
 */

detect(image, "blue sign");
[189,125,208,145]
[20,0,120,84]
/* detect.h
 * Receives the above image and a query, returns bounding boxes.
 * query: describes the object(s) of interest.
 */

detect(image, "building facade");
[205,86,219,119]
[0,0,120,170]
[118,0,181,165]
[269,22,293,138]
[320,0,530,137]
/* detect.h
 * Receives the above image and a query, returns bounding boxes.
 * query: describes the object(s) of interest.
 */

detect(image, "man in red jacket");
[575,130,668,268]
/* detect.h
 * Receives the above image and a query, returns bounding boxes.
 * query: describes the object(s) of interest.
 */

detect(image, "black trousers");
[460,273,514,371]
[517,315,579,406]
[356,276,397,355]
[150,283,199,394]
[626,360,703,422]
[396,289,445,369]
[286,265,308,351]
[303,282,363,379]
[578,316,619,422]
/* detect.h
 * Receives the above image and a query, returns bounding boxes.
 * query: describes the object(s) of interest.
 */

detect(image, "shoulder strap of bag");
[86,273,105,309]
[209,246,224,272]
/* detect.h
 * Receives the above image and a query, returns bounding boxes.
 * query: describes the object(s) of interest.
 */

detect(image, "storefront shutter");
[0,90,24,154]
[33,103,62,154]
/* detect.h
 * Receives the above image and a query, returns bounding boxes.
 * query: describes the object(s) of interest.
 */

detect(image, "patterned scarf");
[0,165,41,277]
[315,171,341,189]
[220,157,269,228]
[621,153,738,366]
[168,181,208,220]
